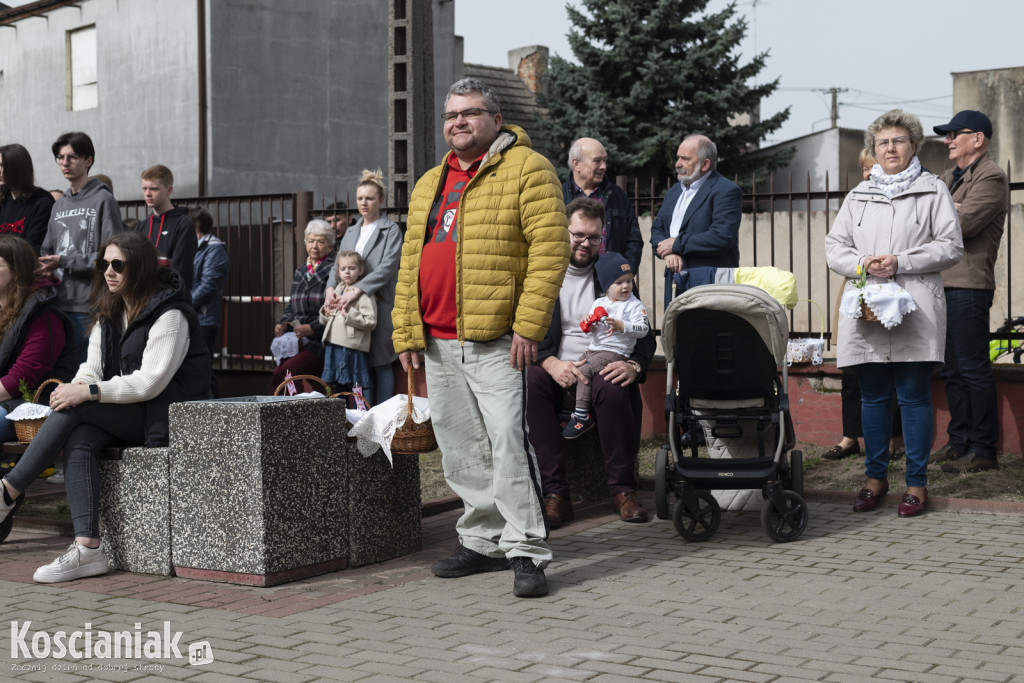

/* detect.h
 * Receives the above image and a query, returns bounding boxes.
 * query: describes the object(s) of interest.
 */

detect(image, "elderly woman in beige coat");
[825,109,963,517]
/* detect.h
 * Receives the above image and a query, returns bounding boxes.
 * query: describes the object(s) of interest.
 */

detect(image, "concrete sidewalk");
[2,492,1024,682]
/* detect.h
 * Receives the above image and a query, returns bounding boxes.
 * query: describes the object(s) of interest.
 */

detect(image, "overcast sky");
[455,0,1023,145]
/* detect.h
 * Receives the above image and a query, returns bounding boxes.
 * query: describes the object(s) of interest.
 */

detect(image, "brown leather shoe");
[897,488,927,518]
[544,494,573,529]
[613,491,649,523]
[852,479,888,512]
[822,442,860,460]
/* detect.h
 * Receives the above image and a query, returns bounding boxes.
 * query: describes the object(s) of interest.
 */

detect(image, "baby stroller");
[655,283,807,542]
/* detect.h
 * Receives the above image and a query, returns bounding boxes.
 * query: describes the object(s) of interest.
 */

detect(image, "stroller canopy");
[663,284,790,368]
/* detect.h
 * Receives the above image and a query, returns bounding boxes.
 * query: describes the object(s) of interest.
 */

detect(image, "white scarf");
[869,156,922,199]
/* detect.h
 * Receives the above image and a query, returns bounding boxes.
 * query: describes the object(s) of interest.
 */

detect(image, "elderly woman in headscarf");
[825,109,963,518]
[270,219,336,393]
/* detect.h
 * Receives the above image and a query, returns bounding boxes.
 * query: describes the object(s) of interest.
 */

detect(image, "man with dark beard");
[526,197,656,528]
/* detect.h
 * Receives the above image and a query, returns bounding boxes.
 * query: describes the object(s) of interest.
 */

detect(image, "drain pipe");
[197,0,208,196]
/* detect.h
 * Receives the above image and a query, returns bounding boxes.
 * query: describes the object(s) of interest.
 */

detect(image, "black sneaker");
[929,444,963,465]
[562,414,595,439]
[431,545,509,578]
[510,557,548,597]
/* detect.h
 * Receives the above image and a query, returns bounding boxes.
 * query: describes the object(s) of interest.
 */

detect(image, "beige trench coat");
[825,171,963,368]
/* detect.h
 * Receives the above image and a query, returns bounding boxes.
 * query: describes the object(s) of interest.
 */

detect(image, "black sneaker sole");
[0,496,24,545]
[431,558,510,578]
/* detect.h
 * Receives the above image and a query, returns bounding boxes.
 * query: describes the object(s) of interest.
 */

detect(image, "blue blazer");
[649,169,742,272]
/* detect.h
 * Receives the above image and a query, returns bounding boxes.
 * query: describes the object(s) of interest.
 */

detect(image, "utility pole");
[818,87,849,129]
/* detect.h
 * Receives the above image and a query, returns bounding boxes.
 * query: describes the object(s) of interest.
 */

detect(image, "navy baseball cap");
[933,110,993,138]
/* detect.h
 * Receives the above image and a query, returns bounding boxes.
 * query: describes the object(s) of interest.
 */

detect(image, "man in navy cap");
[930,110,1008,473]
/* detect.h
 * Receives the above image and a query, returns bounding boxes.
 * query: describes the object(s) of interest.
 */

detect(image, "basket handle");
[406,369,416,416]
[273,374,331,397]
[331,391,373,410]
[797,299,825,341]
[32,378,64,405]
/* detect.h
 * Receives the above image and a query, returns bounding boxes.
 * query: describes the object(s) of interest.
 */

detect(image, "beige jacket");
[319,284,377,354]
[938,152,1008,290]
[825,171,963,368]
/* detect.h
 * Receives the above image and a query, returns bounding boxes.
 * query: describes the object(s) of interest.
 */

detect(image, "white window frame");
[67,24,98,111]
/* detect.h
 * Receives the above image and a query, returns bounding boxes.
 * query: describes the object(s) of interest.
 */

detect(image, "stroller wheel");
[761,490,808,542]
[655,444,671,520]
[673,490,720,541]
[788,450,804,498]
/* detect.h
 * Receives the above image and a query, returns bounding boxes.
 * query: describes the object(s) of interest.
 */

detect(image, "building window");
[67,25,97,111]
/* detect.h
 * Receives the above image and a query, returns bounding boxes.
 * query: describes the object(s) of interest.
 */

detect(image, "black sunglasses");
[95,258,126,274]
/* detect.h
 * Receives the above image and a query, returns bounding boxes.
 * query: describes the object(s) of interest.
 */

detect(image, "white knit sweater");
[72,310,190,403]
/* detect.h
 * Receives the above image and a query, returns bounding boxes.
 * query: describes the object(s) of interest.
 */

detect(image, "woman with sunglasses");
[0,231,210,582]
[825,109,962,518]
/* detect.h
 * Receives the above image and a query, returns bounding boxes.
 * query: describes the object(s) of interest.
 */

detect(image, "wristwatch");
[89,384,100,401]
[626,360,642,376]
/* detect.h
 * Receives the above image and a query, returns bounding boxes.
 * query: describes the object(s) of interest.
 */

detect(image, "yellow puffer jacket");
[392,125,569,350]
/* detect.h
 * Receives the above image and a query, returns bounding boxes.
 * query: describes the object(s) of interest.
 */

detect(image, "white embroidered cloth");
[347,394,432,464]
[270,332,299,364]
[841,281,917,330]
[6,403,52,421]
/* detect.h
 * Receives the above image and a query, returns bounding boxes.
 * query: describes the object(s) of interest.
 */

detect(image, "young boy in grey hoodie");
[39,132,125,362]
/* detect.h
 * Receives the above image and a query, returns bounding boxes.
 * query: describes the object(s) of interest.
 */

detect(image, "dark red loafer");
[897,489,927,518]
[852,480,888,512]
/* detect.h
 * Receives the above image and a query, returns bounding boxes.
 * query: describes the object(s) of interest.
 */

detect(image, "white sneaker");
[33,541,109,583]
[49,470,64,484]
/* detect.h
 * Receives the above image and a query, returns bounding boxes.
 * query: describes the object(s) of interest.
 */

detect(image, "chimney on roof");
[508,45,548,95]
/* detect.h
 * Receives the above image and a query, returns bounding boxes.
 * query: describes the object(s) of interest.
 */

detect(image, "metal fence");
[118,167,1021,374]
[624,166,1024,348]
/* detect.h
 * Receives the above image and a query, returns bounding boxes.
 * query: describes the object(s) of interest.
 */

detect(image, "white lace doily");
[841,282,917,330]
[347,394,432,464]
[6,403,52,420]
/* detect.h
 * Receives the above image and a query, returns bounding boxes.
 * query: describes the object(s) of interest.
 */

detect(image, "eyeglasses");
[568,231,602,246]
[944,129,977,140]
[54,154,82,164]
[441,107,498,122]
[873,136,911,150]
[95,258,126,274]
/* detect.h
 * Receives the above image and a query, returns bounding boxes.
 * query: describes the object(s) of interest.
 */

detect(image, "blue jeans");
[854,362,933,487]
[371,363,395,405]
[940,288,997,458]
[66,311,91,365]
[3,402,146,538]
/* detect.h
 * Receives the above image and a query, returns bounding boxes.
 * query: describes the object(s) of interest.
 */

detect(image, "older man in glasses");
[393,77,568,598]
[39,131,125,362]
[929,111,1008,474]
[525,197,655,529]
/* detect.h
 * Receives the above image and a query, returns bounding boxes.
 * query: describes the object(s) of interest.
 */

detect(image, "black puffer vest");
[100,269,210,446]
[0,284,79,410]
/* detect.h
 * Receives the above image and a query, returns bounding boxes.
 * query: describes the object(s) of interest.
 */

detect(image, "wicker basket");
[857,258,883,323]
[272,374,331,397]
[13,379,63,444]
[391,371,437,455]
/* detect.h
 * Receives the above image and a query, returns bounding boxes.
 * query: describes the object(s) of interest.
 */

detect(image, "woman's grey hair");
[445,77,501,113]
[304,219,336,248]
[864,109,924,154]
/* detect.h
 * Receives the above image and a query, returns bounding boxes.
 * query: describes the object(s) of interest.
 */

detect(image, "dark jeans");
[371,362,396,405]
[4,402,147,538]
[855,362,933,488]
[940,288,998,458]
[526,365,640,498]
[202,326,221,398]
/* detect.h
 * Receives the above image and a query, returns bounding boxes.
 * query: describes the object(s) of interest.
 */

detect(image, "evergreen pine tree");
[539,0,791,185]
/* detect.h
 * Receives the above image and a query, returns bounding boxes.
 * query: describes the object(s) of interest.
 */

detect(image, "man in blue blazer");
[650,135,742,308]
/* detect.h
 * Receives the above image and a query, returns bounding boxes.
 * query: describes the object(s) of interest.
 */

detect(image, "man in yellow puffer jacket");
[393,78,569,598]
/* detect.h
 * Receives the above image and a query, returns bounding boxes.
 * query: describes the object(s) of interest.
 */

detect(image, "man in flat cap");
[930,110,1008,473]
